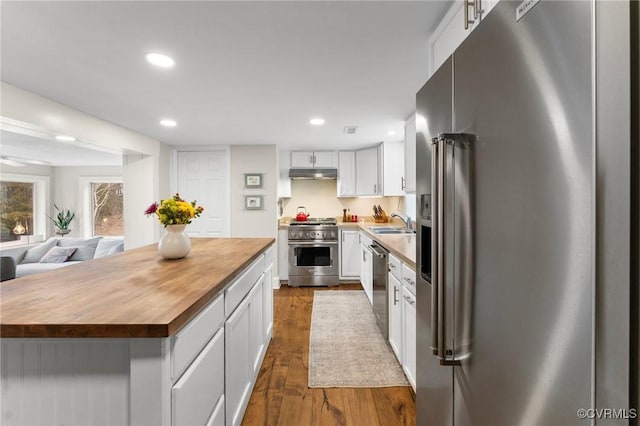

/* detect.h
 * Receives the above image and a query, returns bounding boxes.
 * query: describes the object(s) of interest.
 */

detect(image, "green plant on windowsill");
[48,204,75,236]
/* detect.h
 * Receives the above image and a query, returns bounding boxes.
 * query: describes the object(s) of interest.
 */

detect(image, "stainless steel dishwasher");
[370,242,389,339]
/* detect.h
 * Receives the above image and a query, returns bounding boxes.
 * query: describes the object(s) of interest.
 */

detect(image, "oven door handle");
[288,241,338,246]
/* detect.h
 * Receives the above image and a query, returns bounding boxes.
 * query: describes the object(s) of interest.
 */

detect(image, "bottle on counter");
[343,208,347,223]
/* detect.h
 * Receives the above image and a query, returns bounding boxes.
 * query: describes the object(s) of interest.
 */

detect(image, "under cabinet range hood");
[288,168,338,180]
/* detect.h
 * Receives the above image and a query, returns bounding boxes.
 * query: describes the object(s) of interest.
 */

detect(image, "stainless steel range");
[288,218,339,287]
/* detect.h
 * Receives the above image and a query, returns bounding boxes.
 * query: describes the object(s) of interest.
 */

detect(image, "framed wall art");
[244,195,263,210]
[244,173,263,189]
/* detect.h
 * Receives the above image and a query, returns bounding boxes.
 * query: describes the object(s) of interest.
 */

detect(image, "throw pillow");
[39,247,77,264]
[21,238,59,264]
[107,242,124,255]
[57,237,102,261]
[94,239,124,258]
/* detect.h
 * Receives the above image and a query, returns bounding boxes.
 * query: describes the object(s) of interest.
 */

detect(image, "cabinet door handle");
[464,0,476,30]
[373,184,377,194]
[403,295,415,306]
[394,286,399,305]
[401,176,406,190]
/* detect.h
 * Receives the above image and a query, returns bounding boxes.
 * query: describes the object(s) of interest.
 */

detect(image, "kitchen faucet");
[391,212,413,231]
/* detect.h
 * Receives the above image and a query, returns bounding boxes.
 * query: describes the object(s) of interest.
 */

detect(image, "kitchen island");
[1,238,275,426]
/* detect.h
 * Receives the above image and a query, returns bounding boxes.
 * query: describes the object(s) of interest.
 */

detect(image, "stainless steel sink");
[368,226,415,235]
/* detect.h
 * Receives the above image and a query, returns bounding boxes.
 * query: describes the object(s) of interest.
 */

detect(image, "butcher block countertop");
[1,238,274,338]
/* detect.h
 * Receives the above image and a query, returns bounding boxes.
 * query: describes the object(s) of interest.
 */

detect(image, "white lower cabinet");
[388,272,403,362]
[388,252,416,390]
[226,272,268,426]
[401,286,416,390]
[278,229,288,281]
[340,229,360,279]
[360,233,373,305]
[206,395,226,426]
[172,326,225,426]
[263,263,274,341]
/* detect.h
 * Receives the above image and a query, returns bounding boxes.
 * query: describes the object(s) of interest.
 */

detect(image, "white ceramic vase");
[158,224,191,259]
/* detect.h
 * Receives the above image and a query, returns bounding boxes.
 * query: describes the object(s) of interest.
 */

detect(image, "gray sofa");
[2,236,124,279]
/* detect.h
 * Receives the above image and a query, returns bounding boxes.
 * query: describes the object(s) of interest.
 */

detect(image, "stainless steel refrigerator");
[416,1,636,425]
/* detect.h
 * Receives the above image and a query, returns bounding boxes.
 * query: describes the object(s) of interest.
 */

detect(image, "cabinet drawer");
[388,254,402,281]
[171,294,224,381]
[225,255,265,317]
[172,327,225,426]
[401,263,416,294]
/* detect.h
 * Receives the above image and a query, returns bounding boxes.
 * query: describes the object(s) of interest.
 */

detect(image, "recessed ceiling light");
[310,118,325,126]
[387,131,397,136]
[145,53,175,68]
[55,135,76,142]
[160,119,177,127]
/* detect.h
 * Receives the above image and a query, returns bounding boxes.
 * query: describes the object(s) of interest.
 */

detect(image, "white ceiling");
[1,1,451,152]
[0,130,122,167]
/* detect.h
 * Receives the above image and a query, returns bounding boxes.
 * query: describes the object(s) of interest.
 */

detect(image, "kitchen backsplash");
[280,179,404,219]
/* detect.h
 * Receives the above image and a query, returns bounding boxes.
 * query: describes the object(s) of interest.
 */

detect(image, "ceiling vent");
[343,126,358,134]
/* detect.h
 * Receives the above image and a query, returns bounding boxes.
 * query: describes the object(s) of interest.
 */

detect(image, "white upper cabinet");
[313,151,338,168]
[351,142,404,197]
[291,151,314,168]
[382,140,405,197]
[337,151,356,197]
[430,0,500,75]
[355,145,382,196]
[404,115,416,194]
[290,151,337,168]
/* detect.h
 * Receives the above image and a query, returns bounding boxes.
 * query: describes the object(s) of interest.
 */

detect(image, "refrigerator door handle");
[434,133,469,367]
[430,136,440,356]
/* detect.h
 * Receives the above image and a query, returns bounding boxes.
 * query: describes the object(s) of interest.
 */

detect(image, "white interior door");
[177,150,229,237]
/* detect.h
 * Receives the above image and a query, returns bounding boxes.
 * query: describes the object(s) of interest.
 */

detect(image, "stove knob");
[331,231,336,238]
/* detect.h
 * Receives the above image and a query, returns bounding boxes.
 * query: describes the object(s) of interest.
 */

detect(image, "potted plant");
[48,204,75,236]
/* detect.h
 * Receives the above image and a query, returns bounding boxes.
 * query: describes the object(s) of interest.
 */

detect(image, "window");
[91,182,123,236]
[0,174,49,245]
[0,181,34,242]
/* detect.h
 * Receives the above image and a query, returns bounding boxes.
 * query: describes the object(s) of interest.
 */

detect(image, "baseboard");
[272,276,281,289]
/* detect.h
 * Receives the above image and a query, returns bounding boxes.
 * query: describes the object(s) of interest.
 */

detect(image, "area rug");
[308,290,409,388]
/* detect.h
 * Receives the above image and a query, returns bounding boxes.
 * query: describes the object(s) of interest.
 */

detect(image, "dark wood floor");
[242,283,416,426]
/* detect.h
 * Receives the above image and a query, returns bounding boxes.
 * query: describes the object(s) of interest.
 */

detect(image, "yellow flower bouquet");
[144,193,204,226]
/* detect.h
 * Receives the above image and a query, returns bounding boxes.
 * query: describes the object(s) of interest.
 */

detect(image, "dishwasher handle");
[369,244,388,258]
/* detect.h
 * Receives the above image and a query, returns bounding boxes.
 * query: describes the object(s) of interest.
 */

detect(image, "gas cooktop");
[289,217,337,226]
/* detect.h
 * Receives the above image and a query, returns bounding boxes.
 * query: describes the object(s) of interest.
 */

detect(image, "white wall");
[1,83,170,248]
[53,166,123,238]
[229,145,278,238]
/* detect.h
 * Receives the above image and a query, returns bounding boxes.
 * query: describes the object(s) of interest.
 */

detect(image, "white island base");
[1,247,274,426]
